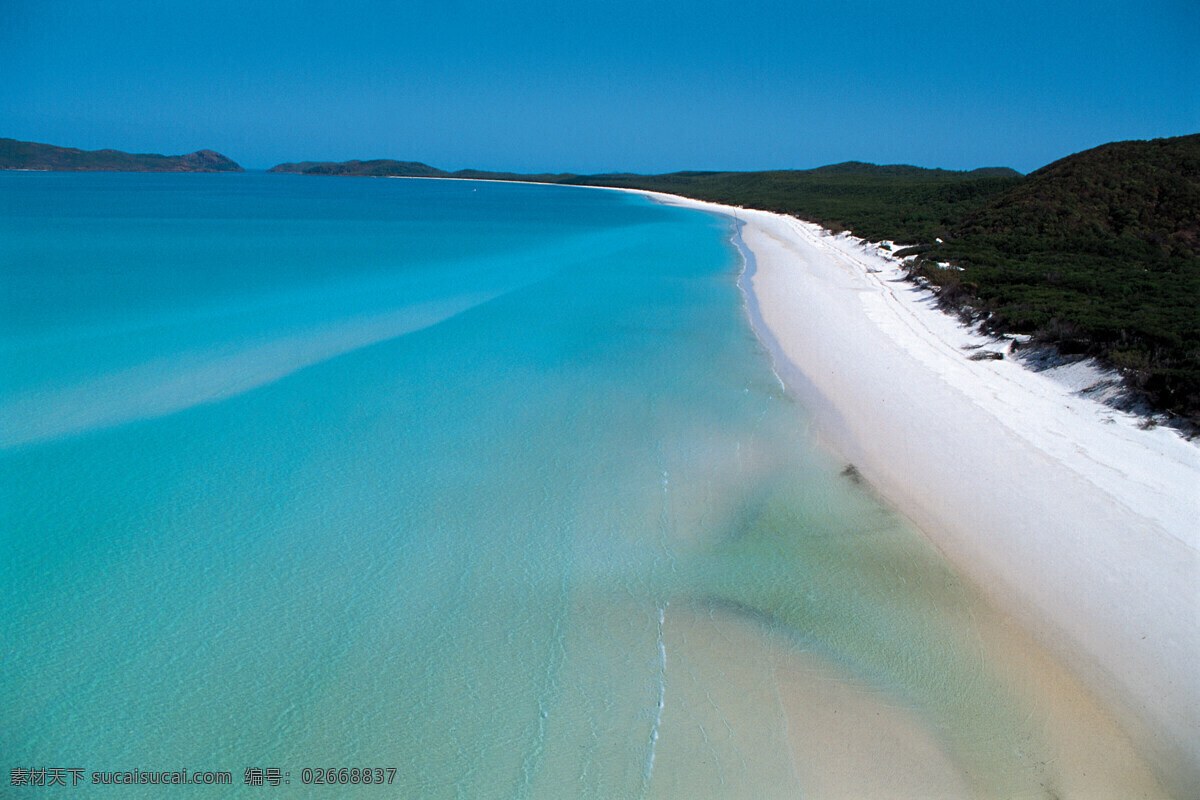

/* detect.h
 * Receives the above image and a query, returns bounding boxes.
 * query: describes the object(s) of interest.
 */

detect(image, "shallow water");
[0,173,1153,797]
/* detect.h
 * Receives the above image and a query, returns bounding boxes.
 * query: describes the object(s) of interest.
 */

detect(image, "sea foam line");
[638,604,668,798]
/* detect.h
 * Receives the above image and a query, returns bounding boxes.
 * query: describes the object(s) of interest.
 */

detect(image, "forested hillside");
[902,135,1199,421]
[577,137,1200,423]
[569,164,1022,243]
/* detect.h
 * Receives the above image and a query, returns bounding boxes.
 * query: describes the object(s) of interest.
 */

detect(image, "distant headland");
[268,159,575,183]
[0,138,243,172]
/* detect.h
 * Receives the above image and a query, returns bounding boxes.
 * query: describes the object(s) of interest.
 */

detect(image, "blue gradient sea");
[2,172,1048,797]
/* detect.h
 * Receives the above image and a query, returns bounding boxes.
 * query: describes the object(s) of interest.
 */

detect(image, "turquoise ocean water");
[2,173,1052,797]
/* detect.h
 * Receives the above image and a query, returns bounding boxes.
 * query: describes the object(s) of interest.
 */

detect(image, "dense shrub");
[575,136,1200,423]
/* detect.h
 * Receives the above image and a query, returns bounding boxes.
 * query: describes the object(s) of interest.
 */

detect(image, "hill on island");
[269,159,445,177]
[269,135,1200,423]
[897,135,1200,421]
[268,159,575,183]
[0,138,243,172]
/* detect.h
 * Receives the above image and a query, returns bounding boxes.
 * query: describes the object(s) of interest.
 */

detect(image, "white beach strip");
[609,187,1199,794]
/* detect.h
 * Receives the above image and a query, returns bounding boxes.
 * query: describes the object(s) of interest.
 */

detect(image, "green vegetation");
[0,138,242,172]
[902,136,1199,422]
[564,164,1023,243]
[570,138,1200,425]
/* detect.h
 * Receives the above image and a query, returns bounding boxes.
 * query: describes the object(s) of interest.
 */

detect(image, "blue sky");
[4,0,1197,173]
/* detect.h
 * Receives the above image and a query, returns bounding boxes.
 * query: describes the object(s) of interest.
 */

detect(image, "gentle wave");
[640,603,668,796]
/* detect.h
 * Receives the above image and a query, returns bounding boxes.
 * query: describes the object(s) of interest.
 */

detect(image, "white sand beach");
[624,189,1200,796]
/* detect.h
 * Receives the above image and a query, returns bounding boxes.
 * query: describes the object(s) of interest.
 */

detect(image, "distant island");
[270,135,1200,425]
[269,159,574,183]
[0,138,242,172]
